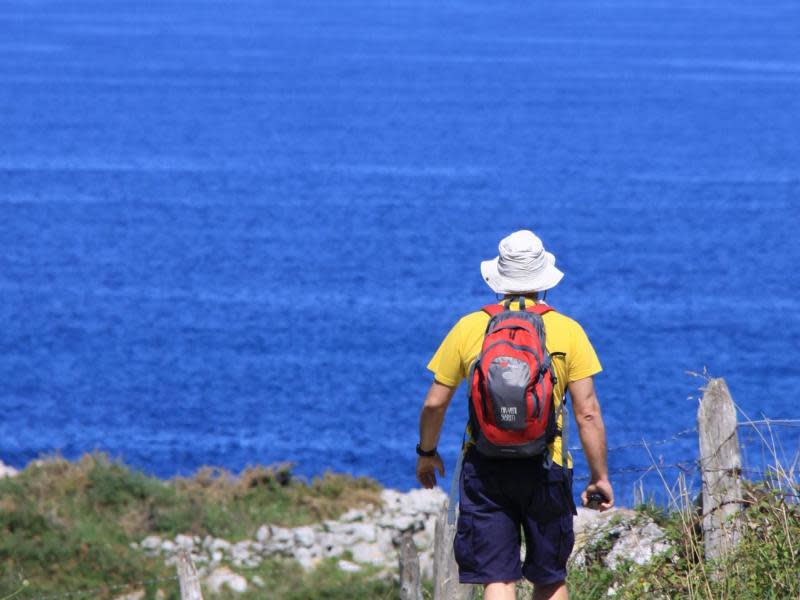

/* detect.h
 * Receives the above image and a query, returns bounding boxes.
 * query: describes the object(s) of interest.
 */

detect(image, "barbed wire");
[567,418,800,455]
[573,462,697,482]
[568,426,698,453]
[575,462,797,484]
[737,418,800,428]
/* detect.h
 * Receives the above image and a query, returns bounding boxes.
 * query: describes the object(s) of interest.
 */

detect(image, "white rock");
[272,525,293,541]
[348,522,377,543]
[419,551,434,580]
[174,534,194,551]
[340,508,367,523]
[294,526,316,548]
[574,507,609,532]
[605,521,671,569]
[401,488,447,516]
[322,520,351,538]
[421,516,437,545]
[256,525,271,543]
[209,538,231,553]
[322,519,339,531]
[338,559,362,573]
[571,508,671,570]
[211,550,223,563]
[379,514,417,532]
[316,532,344,558]
[269,539,296,554]
[140,536,162,552]
[160,540,175,554]
[380,489,404,510]
[205,567,248,594]
[376,527,396,556]
[351,542,385,566]
[0,460,18,479]
[231,540,252,562]
[252,575,266,588]
[294,546,320,571]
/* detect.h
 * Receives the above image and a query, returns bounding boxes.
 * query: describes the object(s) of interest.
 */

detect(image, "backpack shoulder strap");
[481,304,505,317]
[527,304,556,316]
[483,303,556,317]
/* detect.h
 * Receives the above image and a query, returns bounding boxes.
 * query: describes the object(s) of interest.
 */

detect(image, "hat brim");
[480,252,564,294]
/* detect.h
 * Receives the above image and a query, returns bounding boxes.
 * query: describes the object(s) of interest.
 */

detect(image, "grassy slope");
[0,453,387,599]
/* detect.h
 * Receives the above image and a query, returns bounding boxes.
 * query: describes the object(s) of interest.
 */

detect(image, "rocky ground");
[131,487,672,596]
[133,487,446,594]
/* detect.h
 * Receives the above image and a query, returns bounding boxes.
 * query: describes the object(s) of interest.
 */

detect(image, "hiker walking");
[415,230,614,600]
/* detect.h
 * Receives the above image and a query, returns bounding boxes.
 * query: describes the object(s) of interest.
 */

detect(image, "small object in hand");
[587,492,606,510]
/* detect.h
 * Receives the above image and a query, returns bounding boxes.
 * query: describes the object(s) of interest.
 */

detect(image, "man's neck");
[503,293,539,301]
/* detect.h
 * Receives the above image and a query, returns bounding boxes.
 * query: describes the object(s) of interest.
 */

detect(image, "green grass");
[0,453,384,599]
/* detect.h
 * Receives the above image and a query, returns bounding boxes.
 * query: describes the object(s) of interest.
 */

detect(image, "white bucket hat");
[480,230,564,294]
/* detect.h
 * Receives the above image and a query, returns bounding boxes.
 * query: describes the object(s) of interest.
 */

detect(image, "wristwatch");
[416,443,438,457]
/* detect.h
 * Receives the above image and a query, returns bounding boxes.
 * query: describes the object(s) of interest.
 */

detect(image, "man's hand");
[416,454,445,489]
[581,479,614,511]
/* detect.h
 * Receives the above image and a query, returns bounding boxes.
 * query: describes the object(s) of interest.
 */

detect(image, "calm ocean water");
[1,0,798,503]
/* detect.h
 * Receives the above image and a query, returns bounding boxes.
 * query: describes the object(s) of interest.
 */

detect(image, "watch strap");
[416,443,438,457]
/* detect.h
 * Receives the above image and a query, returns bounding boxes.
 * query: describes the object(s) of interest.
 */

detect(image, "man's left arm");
[569,376,614,510]
[416,380,456,489]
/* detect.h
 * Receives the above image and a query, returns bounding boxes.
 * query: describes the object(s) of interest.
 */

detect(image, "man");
[415,230,614,600]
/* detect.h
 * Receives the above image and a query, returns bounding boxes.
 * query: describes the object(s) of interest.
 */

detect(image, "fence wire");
[569,420,799,493]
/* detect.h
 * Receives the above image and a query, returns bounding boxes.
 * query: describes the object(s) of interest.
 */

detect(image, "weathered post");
[697,377,743,562]
[399,532,423,600]
[176,550,204,600]
[433,502,473,600]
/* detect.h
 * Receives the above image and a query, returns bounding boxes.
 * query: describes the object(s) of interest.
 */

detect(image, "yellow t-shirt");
[427,300,602,467]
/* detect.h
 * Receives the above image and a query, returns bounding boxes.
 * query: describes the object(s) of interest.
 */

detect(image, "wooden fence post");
[433,502,473,600]
[176,550,204,600]
[399,532,423,600]
[697,377,743,561]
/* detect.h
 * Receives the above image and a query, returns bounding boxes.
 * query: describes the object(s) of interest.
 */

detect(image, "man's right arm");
[569,376,614,510]
[416,380,456,489]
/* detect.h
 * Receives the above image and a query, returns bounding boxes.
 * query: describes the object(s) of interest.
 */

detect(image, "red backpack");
[468,296,557,458]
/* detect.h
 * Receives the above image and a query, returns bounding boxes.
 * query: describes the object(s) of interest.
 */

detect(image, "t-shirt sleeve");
[426,319,466,388]
[568,321,603,382]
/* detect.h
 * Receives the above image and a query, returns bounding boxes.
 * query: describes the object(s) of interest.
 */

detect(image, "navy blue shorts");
[454,448,575,585]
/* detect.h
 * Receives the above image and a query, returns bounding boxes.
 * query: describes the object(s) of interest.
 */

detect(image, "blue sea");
[1,0,799,505]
